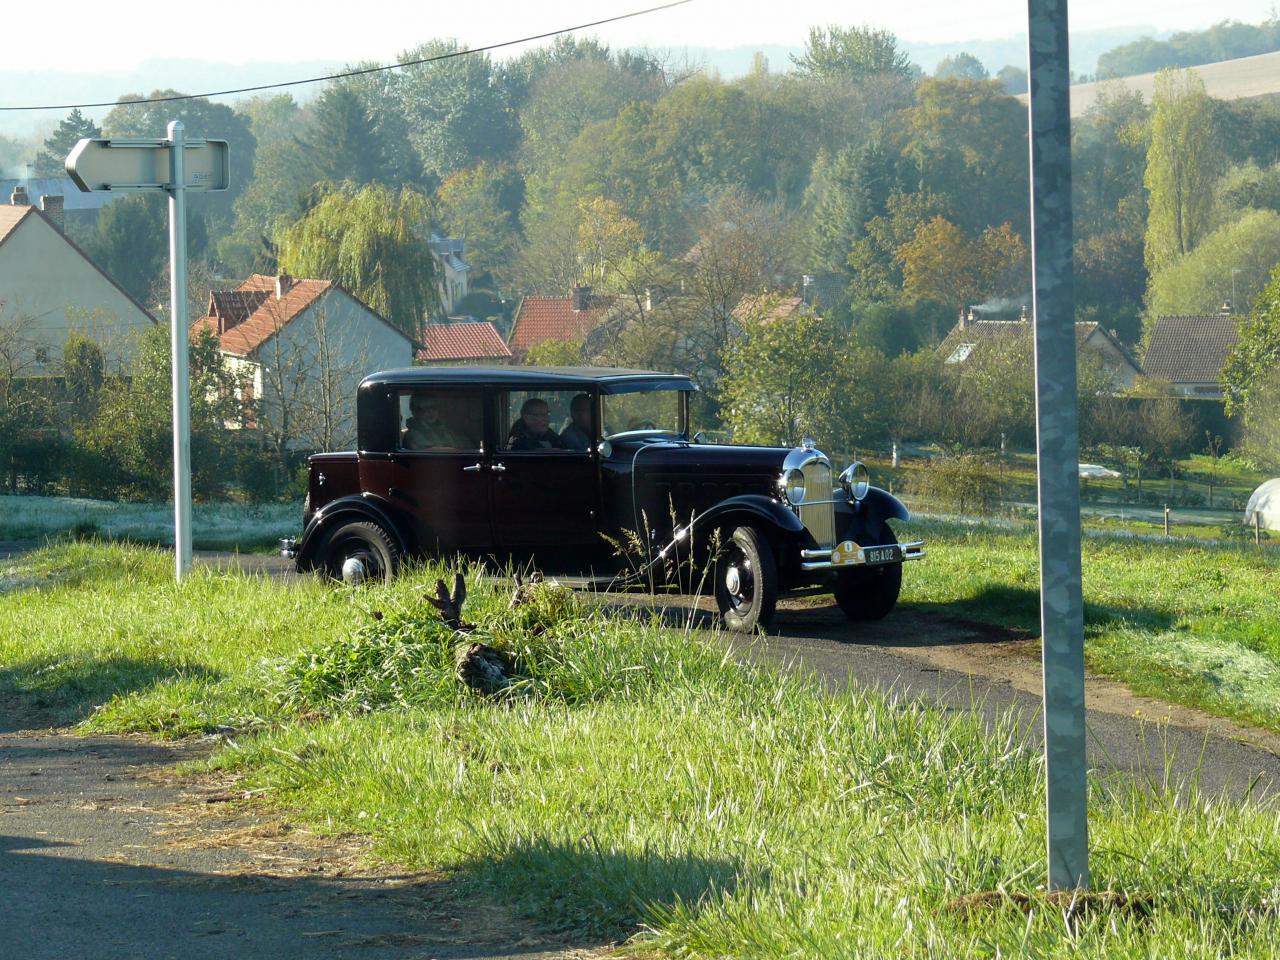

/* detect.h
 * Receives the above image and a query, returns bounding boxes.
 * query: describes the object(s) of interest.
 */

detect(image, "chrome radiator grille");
[799,463,836,548]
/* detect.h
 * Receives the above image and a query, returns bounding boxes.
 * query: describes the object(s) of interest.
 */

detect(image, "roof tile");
[509,295,616,352]
[1142,315,1239,384]
[417,321,511,362]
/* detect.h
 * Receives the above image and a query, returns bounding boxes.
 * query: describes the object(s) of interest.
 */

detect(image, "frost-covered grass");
[4,541,1280,957]
[0,495,300,552]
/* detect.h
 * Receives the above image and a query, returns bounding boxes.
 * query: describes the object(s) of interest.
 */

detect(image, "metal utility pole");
[167,121,193,579]
[1026,0,1090,890]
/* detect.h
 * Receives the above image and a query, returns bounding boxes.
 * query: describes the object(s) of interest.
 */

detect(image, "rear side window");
[397,389,484,452]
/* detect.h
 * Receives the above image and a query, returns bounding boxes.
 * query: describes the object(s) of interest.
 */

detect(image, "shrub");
[905,453,1004,514]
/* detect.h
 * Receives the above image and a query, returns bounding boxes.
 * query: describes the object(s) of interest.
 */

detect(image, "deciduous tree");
[275,183,438,335]
[1144,69,1222,272]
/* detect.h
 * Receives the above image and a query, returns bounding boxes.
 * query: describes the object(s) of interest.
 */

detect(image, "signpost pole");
[1026,0,1089,890]
[166,120,193,580]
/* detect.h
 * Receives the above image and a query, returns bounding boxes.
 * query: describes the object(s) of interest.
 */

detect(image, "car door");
[490,388,602,557]
[377,386,494,556]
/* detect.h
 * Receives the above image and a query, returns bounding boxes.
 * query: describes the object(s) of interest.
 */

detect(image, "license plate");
[862,545,901,565]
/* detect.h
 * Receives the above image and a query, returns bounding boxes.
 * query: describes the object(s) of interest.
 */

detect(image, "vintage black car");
[281,367,924,631]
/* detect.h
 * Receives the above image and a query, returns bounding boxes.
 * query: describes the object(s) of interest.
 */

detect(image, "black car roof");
[362,366,699,394]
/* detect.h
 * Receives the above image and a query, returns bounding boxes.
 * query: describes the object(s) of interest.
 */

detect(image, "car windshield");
[602,389,685,439]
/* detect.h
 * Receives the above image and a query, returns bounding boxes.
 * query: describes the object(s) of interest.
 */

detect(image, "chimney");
[10,184,28,206]
[570,285,591,311]
[39,195,64,232]
[966,307,976,325]
[958,307,967,331]
[1020,304,1029,322]
[1220,300,1233,316]
[275,272,292,299]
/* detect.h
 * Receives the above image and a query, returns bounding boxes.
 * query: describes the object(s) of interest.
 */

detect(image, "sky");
[5,0,1278,74]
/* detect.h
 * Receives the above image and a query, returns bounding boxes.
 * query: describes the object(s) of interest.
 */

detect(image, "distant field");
[1016,49,1280,116]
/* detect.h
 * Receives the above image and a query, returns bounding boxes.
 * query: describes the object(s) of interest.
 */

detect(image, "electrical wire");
[0,0,694,112]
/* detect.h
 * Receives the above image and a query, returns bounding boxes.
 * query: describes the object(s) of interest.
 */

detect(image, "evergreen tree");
[306,86,383,185]
[808,141,896,278]
[34,109,100,176]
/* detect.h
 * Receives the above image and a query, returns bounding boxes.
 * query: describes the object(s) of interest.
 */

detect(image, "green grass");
[5,540,1280,955]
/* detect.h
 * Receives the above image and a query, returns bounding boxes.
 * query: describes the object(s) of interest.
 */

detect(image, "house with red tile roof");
[192,273,413,448]
[0,191,154,376]
[508,286,616,358]
[1142,314,1239,400]
[417,321,511,364]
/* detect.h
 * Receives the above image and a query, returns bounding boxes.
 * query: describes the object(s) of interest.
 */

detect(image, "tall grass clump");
[273,568,727,714]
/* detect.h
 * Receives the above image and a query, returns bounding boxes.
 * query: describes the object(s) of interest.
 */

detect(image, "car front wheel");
[833,525,902,621]
[714,525,777,632]
[320,520,400,585]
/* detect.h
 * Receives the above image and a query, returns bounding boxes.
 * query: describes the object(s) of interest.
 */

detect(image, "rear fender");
[295,495,409,570]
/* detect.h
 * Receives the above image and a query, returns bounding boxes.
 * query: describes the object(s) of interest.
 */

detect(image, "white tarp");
[1245,478,1280,531]
[1079,463,1121,478]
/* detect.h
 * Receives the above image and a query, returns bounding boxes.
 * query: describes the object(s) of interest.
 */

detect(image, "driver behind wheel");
[508,397,567,450]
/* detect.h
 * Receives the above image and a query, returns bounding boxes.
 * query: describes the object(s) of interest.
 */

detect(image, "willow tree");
[1144,69,1222,273]
[275,183,438,334]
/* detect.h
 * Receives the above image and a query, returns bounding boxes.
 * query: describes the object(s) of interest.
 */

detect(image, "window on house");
[34,346,49,366]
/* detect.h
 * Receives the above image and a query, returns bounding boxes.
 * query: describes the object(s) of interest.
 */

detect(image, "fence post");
[1164,504,1170,537]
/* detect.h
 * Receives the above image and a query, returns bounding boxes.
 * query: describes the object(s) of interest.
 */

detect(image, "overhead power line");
[0,0,694,112]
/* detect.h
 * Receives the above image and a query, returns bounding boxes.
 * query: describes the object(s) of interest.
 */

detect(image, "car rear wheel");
[714,525,777,633]
[320,521,400,585]
[833,524,902,621]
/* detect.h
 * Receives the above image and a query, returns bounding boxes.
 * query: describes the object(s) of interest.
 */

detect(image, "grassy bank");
[898,516,1280,731]
[4,542,1280,956]
[0,495,299,551]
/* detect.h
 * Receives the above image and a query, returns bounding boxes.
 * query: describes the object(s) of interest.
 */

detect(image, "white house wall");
[251,291,411,450]
[0,213,152,374]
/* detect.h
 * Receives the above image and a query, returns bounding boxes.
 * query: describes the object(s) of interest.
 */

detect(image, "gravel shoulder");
[0,702,606,959]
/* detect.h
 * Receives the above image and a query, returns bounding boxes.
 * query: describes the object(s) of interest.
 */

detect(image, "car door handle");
[491,462,507,473]
[462,463,485,473]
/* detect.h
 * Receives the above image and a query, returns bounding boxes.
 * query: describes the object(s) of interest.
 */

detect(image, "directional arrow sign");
[65,137,229,192]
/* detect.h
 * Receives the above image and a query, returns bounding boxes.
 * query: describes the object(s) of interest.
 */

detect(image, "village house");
[938,309,1142,391]
[192,273,413,449]
[417,321,512,365]
[0,187,153,375]
[0,176,120,228]
[1141,313,1239,400]
[428,233,470,317]
[508,286,617,359]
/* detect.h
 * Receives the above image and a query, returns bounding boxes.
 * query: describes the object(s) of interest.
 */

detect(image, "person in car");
[560,393,594,451]
[402,393,471,449]
[508,397,567,450]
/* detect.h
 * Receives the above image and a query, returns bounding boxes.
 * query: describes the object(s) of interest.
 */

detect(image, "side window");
[397,389,483,452]
[498,389,595,453]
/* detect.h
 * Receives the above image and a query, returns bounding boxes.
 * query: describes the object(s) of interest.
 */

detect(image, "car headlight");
[779,467,806,505]
[839,461,870,502]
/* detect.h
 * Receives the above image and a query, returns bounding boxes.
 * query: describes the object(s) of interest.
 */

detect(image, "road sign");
[65,122,228,581]
[65,137,229,193]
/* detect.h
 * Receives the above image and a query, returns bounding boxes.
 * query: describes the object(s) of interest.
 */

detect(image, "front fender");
[683,494,805,543]
[295,494,408,570]
[834,486,909,542]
